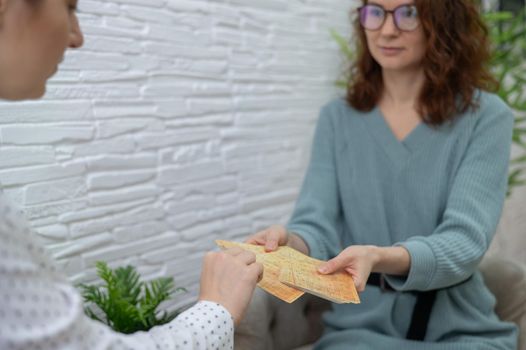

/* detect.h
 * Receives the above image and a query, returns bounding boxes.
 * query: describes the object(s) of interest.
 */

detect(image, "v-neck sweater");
[287,91,518,349]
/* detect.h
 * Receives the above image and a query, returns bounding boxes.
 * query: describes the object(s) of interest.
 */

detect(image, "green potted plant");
[79,261,186,334]
[330,7,526,196]
[484,9,526,195]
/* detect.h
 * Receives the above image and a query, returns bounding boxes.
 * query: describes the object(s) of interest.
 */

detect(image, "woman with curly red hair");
[247,0,518,348]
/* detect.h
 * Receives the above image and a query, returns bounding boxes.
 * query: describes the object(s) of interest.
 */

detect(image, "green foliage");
[484,9,526,195]
[79,261,186,334]
[331,8,526,196]
[330,29,355,90]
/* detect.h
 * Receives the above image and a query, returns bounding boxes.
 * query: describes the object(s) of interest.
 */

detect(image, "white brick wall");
[0,0,353,309]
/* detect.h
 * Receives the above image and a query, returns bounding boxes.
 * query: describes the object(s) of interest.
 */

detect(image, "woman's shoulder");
[319,97,369,126]
[453,90,514,134]
[471,90,514,123]
[476,90,512,112]
[321,97,362,114]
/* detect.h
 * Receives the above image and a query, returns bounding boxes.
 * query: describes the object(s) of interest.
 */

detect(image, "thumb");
[318,255,347,274]
[265,239,278,251]
[265,230,281,251]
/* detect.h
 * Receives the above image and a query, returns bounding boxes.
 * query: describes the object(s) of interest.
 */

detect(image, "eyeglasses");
[358,4,420,32]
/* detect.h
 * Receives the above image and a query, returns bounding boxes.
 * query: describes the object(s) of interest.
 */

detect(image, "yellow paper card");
[215,240,304,303]
[215,240,360,304]
[278,263,360,304]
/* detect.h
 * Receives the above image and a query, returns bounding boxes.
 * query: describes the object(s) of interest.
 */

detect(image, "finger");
[222,247,244,256]
[318,255,349,274]
[345,267,366,292]
[355,277,366,292]
[250,262,264,283]
[264,230,280,252]
[353,276,363,291]
[234,250,257,265]
[245,233,261,244]
[249,236,267,246]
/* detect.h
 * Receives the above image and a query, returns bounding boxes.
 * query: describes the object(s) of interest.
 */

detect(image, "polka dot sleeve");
[0,192,234,350]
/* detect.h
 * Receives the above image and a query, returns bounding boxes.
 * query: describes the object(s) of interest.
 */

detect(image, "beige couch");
[234,256,526,350]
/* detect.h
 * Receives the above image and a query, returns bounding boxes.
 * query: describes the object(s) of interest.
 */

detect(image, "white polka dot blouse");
[0,190,234,350]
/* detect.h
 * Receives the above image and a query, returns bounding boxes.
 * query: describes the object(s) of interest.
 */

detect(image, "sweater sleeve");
[0,193,234,350]
[286,105,344,261]
[385,99,514,292]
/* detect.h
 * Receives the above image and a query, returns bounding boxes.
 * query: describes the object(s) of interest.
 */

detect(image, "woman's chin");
[12,85,47,101]
[0,84,46,101]
[374,58,423,74]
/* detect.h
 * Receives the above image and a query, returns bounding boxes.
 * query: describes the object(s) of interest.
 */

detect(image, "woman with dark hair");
[0,1,262,349]
[247,0,518,348]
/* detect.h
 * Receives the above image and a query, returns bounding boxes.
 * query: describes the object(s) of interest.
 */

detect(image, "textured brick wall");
[0,0,352,309]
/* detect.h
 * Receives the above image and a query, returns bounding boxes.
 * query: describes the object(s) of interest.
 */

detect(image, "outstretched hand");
[199,247,263,325]
[245,225,289,252]
[245,225,310,255]
[317,245,379,292]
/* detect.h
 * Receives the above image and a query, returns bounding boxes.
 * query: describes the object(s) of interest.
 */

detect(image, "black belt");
[367,273,437,341]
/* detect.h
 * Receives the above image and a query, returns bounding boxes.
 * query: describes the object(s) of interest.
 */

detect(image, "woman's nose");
[380,13,400,36]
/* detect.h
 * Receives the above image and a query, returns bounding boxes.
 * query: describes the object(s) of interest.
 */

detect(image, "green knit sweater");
[287,91,518,349]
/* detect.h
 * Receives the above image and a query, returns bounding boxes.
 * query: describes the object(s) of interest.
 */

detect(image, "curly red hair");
[347,0,497,125]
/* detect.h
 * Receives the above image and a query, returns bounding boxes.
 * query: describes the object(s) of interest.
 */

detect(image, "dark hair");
[347,0,497,125]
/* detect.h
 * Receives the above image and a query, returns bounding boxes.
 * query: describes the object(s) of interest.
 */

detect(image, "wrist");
[369,246,411,276]
[284,228,291,244]
[286,231,310,255]
[285,229,295,247]
[368,245,383,272]
[197,299,238,325]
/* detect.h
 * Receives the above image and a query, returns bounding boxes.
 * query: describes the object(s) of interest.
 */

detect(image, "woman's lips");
[379,46,404,56]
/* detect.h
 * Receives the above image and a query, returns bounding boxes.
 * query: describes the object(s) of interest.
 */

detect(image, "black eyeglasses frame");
[357,4,420,32]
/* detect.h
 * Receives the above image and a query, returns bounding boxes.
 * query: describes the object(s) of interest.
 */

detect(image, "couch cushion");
[234,288,330,350]
[234,288,274,350]
[480,256,526,348]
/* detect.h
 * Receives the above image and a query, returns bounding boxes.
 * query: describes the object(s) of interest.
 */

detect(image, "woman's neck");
[381,68,425,109]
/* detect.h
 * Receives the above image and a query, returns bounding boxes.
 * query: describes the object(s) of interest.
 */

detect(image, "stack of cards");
[215,240,360,304]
